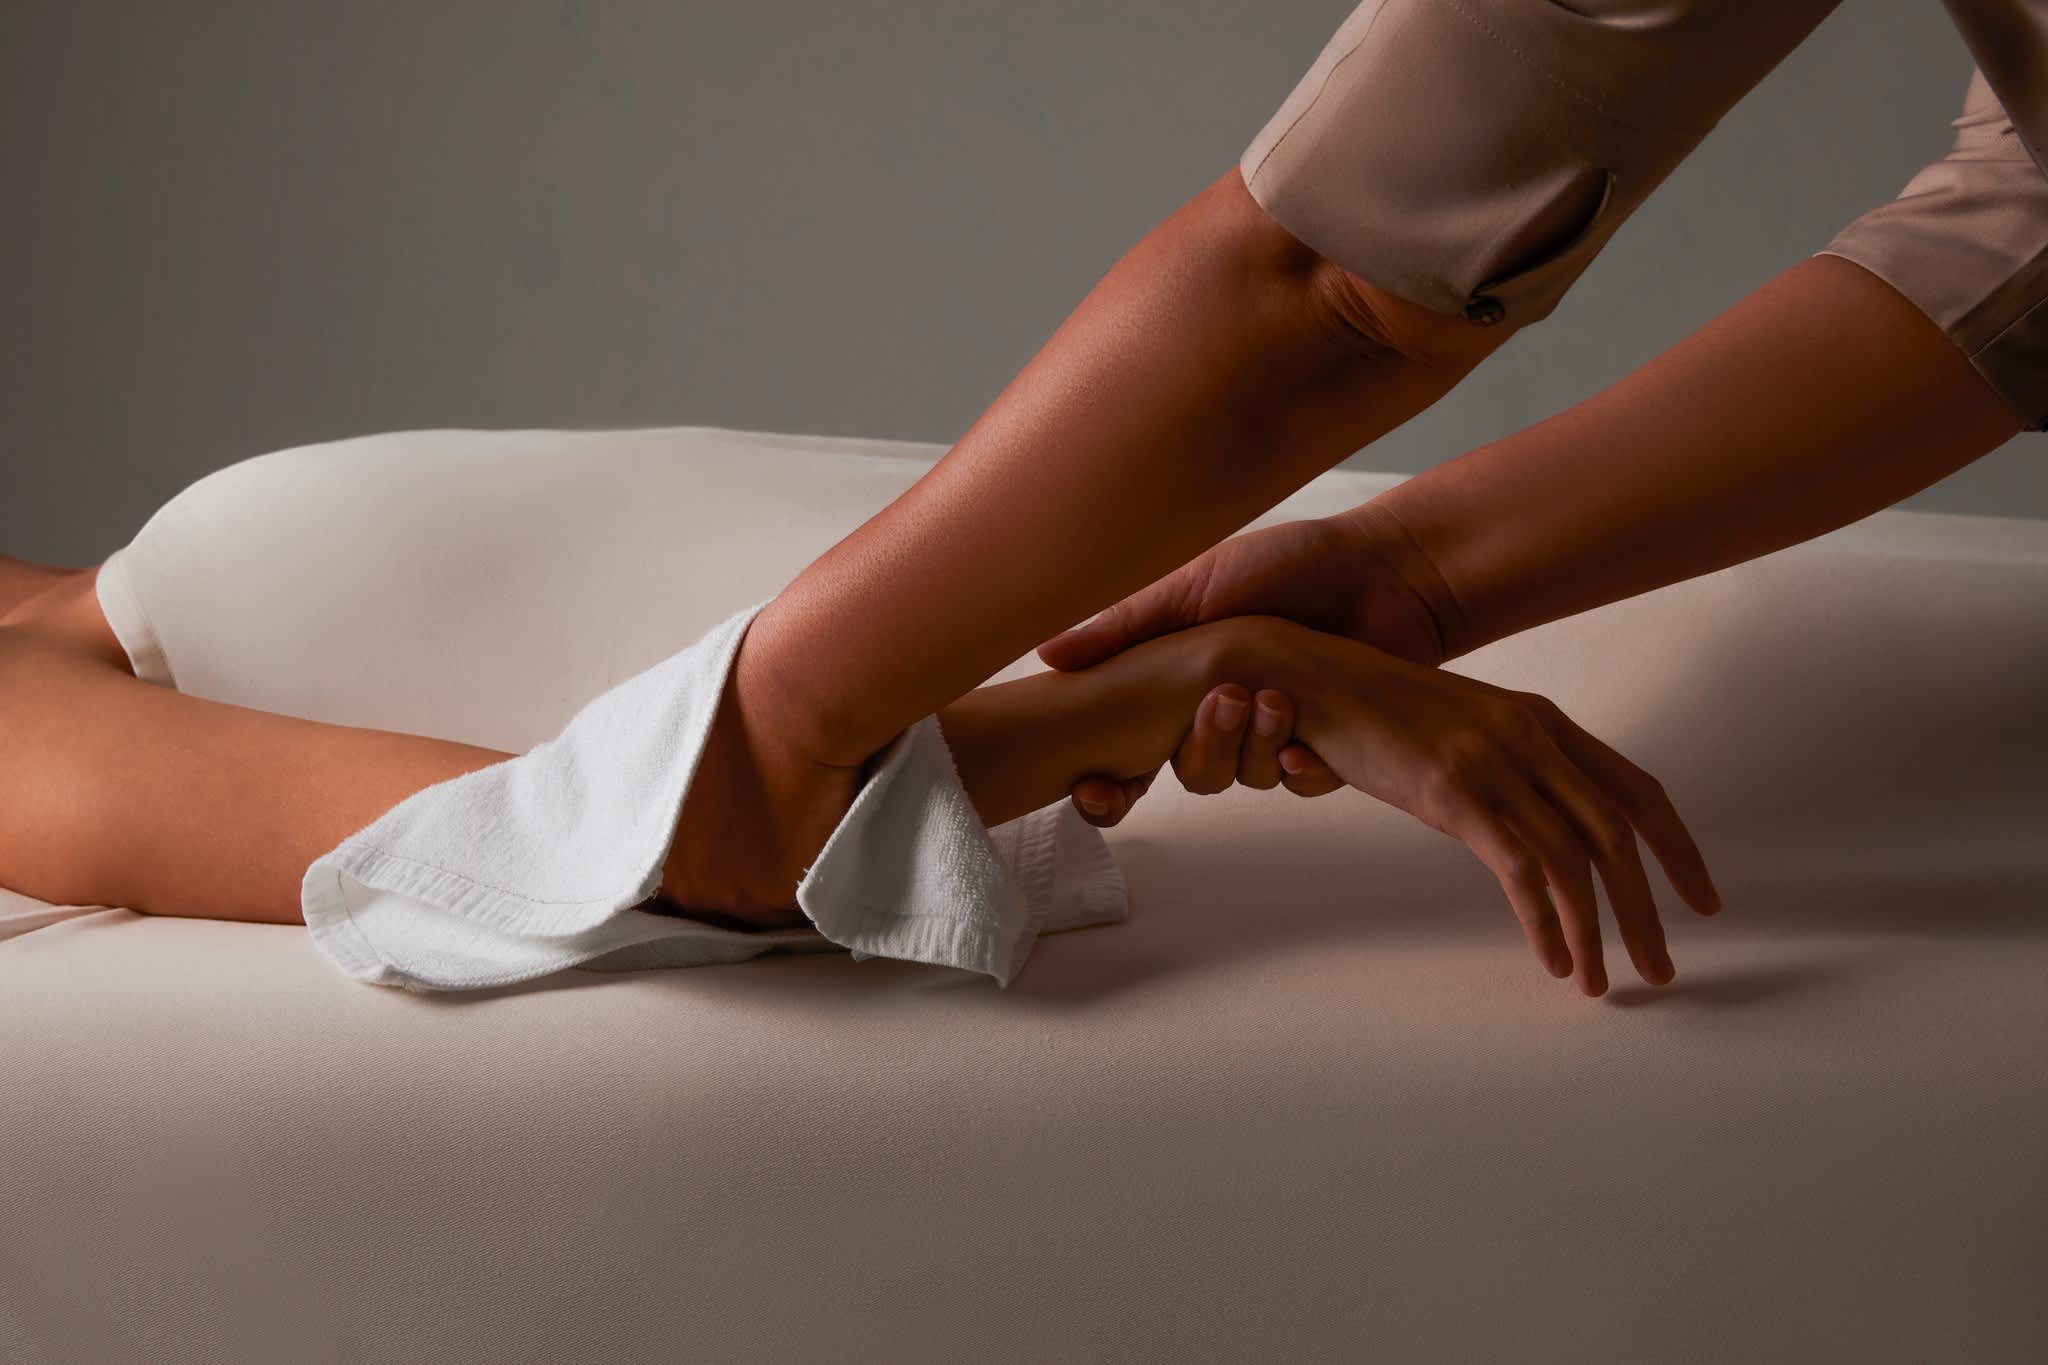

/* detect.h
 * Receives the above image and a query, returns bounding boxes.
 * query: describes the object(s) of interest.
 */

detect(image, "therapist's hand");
[1036,509,1448,826]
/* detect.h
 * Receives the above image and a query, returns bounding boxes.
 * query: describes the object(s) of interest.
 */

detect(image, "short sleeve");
[1237,0,1842,328]
[1818,68,2048,432]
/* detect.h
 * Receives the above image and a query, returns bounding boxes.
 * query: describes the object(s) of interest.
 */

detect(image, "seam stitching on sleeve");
[1439,0,1644,132]
[1244,1,1394,188]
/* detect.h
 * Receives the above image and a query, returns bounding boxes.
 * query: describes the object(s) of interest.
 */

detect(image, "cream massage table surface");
[3,425,2044,1363]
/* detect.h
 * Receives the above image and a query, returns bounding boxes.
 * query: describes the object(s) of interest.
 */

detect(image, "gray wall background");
[4,0,2041,566]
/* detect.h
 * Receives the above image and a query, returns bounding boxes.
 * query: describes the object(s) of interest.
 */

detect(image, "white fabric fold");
[299,599,1128,992]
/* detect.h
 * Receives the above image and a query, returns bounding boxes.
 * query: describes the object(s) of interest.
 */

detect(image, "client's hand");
[1209,616,1721,998]
[1036,507,1447,826]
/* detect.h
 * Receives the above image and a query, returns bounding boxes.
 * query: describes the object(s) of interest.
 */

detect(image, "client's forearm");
[1359,254,2028,659]
[737,168,1508,769]
[0,626,511,924]
[936,624,1250,830]
[934,617,1338,829]
[936,655,1189,832]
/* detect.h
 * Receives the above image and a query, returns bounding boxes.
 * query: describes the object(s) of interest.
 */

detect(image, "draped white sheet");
[3,425,2043,1364]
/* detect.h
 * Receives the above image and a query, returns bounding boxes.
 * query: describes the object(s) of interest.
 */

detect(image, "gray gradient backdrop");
[4,1,2041,567]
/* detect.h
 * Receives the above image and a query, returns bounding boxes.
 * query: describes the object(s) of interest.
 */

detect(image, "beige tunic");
[1238,0,2048,429]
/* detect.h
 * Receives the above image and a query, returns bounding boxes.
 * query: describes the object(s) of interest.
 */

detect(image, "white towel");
[299,599,1128,992]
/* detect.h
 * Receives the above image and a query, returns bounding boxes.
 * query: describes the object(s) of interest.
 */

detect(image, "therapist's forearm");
[736,167,1507,768]
[1359,253,2027,660]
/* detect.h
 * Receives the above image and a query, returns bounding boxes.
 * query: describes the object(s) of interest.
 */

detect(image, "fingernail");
[1079,797,1108,816]
[1253,702,1283,737]
[1213,695,1246,729]
[1658,953,1676,980]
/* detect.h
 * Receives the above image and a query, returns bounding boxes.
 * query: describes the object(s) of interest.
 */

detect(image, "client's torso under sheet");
[3,425,2044,1363]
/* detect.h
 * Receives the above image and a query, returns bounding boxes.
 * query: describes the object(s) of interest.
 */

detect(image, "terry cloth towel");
[299,599,1128,992]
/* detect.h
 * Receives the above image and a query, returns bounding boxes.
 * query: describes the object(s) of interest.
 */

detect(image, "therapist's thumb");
[1037,569,1204,671]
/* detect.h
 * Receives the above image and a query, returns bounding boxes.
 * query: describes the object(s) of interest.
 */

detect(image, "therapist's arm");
[734,166,1513,770]
[1354,253,2027,662]
[1042,251,2028,824]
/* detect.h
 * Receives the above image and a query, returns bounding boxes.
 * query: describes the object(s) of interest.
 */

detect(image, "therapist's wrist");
[1329,500,1468,666]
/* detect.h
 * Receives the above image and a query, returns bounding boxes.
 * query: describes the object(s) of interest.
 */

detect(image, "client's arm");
[0,597,1709,994]
[937,613,1721,995]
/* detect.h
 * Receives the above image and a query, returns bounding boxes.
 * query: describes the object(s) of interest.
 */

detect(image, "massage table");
[3,425,2043,1362]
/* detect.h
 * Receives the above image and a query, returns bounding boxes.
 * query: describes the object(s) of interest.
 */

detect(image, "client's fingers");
[1489,775,1611,997]
[1455,806,1574,982]
[1522,744,1674,988]
[1515,692,1723,916]
[1172,684,1251,795]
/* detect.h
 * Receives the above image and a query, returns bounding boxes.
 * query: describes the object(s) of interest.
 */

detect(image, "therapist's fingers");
[1038,570,1205,672]
[1072,772,1137,826]
[1071,767,1159,827]
[1277,744,1346,798]
[1172,684,1253,795]
[1071,775,1125,826]
[1235,690,1292,790]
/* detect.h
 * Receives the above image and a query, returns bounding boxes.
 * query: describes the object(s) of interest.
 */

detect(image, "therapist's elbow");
[1302,255,1519,378]
[1205,165,1516,384]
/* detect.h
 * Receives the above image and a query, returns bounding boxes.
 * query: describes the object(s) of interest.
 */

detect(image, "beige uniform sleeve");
[1237,0,2048,432]
[1819,67,2048,431]
[1237,0,1843,329]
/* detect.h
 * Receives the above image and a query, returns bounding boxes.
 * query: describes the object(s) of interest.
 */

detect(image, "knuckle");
[1437,733,1499,786]
[1584,813,1635,860]
[1479,696,1525,731]
[1508,714,1546,751]
[1420,781,1479,833]
[1529,823,1583,866]
[1091,597,1137,645]
[1419,769,1465,810]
